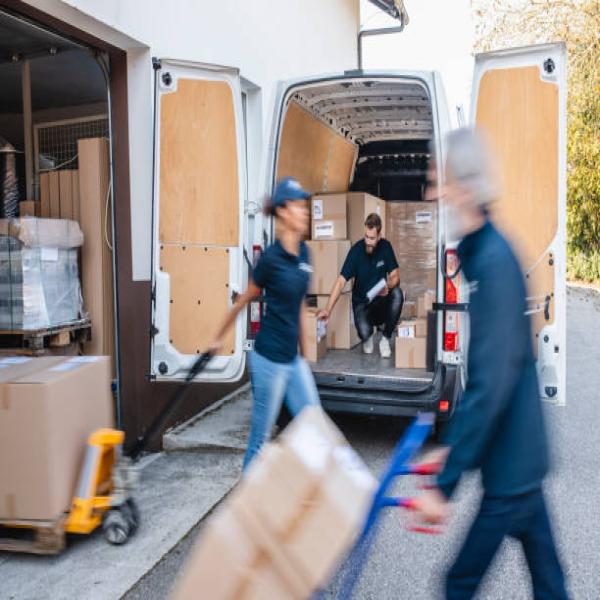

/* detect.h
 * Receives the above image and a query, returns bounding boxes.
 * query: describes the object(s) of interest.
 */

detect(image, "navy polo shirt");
[341,239,399,305]
[252,240,311,363]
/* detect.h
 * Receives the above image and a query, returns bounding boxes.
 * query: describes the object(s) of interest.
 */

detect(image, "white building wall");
[22,0,360,280]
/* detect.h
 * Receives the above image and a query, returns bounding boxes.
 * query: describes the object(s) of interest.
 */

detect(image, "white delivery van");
[150,43,567,425]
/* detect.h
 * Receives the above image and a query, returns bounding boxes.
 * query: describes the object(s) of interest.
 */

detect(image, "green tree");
[472,0,600,281]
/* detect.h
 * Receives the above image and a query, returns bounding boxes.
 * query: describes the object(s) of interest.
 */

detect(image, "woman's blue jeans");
[243,350,320,470]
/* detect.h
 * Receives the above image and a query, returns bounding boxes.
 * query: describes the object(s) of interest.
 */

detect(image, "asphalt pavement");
[126,286,600,599]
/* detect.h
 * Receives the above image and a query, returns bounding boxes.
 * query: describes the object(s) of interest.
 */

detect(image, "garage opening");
[0,9,117,376]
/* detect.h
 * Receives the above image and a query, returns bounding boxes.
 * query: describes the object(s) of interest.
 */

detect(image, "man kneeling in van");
[317,213,403,358]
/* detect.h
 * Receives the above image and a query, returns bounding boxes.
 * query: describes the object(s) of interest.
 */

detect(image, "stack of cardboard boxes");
[395,290,434,369]
[172,406,376,600]
[305,192,386,361]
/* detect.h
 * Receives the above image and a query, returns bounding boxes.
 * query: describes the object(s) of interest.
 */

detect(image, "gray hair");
[444,127,498,208]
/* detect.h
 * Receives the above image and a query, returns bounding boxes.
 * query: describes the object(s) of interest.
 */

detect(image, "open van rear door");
[150,60,247,381]
[471,43,567,404]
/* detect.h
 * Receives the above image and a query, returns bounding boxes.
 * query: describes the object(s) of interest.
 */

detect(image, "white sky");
[360,0,475,126]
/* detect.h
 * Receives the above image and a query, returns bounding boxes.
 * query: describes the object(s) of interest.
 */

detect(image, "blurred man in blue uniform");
[414,128,569,599]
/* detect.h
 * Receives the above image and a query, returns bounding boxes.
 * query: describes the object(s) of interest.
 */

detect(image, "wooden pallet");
[0,318,91,355]
[0,515,66,555]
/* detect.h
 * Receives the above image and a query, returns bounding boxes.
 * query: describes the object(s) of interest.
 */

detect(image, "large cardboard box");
[172,497,298,599]
[304,309,327,363]
[386,201,437,302]
[402,300,417,320]
[0,356,114,521]
[316,294,359,349]
[311,194,347,240]
[306,240,350,295]
[418,291,435,318]
[395,337,427,369]
[172,407,376,600]
[347,192,386,243]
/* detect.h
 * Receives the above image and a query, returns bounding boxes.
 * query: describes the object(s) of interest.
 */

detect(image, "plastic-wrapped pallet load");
[386,201,437,303]
[171,406,377,600]
[0,217,84,330]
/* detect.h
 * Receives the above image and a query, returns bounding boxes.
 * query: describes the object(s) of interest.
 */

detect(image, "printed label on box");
[312,199,323,220]
[398,325,415,338]
[314,222,334,239]
[415,212,432,224]
[41,247,59,261]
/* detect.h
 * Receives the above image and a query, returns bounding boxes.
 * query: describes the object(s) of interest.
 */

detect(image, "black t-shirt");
[252,240,311,363]
[341,239,399,305]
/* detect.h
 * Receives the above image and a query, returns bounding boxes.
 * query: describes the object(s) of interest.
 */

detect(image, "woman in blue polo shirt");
[208,177,320,469]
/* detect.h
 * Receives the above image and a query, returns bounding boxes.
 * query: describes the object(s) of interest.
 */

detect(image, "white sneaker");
[363,335,374,354]
[379,336,392,358]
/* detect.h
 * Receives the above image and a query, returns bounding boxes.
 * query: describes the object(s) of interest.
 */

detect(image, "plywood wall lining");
[159,78,240,246]
[276,100,357,194]
[160,244,235,356]
[476,66,558,271]
[326,134,358,192]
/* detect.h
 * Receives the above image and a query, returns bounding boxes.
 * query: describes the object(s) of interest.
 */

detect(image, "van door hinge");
[150,324,159,338]
[152,57,161,70]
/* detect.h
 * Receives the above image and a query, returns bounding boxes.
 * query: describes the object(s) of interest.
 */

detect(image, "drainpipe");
[357,12,407,70]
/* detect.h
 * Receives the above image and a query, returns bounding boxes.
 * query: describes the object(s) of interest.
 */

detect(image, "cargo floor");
[311,345,434,382]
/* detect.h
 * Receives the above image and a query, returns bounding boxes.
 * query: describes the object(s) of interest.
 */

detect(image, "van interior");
[274,78,439,390]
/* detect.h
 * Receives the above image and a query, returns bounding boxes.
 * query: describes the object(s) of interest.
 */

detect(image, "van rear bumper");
[316,363,462,421]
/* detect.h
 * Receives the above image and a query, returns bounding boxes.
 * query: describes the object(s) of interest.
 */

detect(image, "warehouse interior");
[0,8,116,368]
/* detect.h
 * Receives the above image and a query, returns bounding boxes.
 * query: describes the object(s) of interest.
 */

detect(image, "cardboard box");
[402,300,417,319]
[19,200,37,217]
[347,192,386,243]
[397,318,427,339]
[418,291,435,318]
[173,407,376,600]
[306,240,350,295]
[0,356,114,521]
[305,308,327,363]
[386,201,437,302]
[311,194,347,240]
[171,507,267,600]
[395,337,427,369]
[316,294,359,349]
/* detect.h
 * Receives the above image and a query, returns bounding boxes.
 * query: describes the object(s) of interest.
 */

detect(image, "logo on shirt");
[376,260,385,268]
[299,262,313,274]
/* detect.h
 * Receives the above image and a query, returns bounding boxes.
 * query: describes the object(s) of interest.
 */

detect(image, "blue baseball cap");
[271,177,310,209]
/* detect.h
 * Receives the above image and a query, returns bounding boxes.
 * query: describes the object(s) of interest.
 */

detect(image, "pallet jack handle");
[127,352,213,461]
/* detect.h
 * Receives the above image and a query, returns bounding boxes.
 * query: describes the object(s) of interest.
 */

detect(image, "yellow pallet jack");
[63,352,212,546]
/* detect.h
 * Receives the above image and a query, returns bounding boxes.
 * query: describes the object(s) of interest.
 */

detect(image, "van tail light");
[443,249,460,352]
[250,245,263,337]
